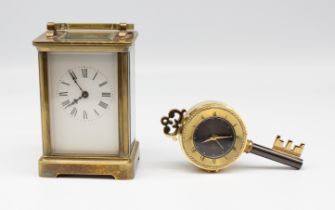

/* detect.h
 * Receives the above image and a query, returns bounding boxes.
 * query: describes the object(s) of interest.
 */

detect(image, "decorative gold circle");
[180,101,247,171]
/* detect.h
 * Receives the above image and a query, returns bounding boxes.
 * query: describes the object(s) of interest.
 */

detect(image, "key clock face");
[193,117,236,159]
[47,52,119,155]
[57,67,112,121]
[181,102,247,171]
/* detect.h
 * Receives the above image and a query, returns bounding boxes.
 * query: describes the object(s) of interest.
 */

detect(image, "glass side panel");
[56,31,116,41]
[129,47,136,145]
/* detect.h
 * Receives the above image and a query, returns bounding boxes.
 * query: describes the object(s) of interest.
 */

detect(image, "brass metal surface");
[244,140,253,153]
[47,22,134,31]
[272,135,305,158]
[161,109,186,140]
[118,52,130,157]
[33,23,139,179]
[39,141,139,179]
[33,22,137,50]
[38,52,51,155]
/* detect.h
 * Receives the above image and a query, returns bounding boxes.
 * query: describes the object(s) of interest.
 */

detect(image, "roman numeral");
[81,68,88,78]
[94,109,100,116]
[92,72,98,80]
[61,81,70,86]
[70,107,77,117]
[58,92,68,96]
[102,92,111,97]
[99,81,107,87]
[83,110,88,119]
[68,70,77,80]
[61,99,70,107]
[98,101,108,109]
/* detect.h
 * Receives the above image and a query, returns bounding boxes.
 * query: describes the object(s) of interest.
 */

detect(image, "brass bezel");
[33,23,139,179]
[180,101,247,172]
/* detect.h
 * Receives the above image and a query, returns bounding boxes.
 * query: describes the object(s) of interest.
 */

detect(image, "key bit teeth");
[273,135,284,148]
[285,140,293,150]
[272,135,305,158]
[293,144,305,156]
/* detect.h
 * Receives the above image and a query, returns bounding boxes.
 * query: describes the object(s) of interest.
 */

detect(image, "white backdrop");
[0,0,334,209]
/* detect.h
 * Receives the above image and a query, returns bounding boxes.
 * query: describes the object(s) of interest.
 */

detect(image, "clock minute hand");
[201,135,233,143]
[68,70,84,91]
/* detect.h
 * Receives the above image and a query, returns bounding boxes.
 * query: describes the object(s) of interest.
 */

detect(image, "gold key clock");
[161,101,305,172]
[180,102,247,171]
[33,22,139,179]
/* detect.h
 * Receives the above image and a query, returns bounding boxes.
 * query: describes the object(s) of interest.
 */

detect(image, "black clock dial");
[193,117,236,158]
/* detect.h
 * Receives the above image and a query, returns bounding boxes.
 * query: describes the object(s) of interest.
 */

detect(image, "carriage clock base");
[39,141,140,180]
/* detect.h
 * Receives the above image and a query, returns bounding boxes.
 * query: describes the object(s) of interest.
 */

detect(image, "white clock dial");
[47,52,119,154]
[57,66,112,121]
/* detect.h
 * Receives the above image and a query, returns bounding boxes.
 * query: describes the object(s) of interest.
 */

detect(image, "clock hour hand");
[214,140,224,150]
[68,70,84,92]
[64,91,89,109]
[65,95,83,109]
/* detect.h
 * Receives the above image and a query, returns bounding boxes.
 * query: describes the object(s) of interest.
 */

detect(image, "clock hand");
[68,70,84,92]
[65,95,83,109]
[201,135,233,143]
[64,91,89,109]
[214,141,224,151]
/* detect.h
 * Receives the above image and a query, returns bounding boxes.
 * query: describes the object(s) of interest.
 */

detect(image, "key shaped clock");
[161,101,305,172]
[33,22,139,179]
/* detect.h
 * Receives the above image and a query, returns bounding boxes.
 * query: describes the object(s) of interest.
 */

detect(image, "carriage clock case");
[33,23,139,179]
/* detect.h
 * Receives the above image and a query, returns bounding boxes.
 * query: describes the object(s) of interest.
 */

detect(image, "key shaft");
[248,142,303,169]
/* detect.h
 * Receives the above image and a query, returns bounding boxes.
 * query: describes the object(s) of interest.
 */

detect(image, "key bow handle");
[161,109,186,139]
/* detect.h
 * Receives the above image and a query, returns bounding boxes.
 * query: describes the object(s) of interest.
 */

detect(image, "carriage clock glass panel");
[48,52,119,154]
[130,47,135,145]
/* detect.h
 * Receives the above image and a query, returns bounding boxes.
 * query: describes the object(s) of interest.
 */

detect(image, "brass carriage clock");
[33,22,139,179]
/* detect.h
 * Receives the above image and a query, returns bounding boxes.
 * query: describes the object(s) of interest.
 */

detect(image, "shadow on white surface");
[141,158,297,175]
[225,163,296,172]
